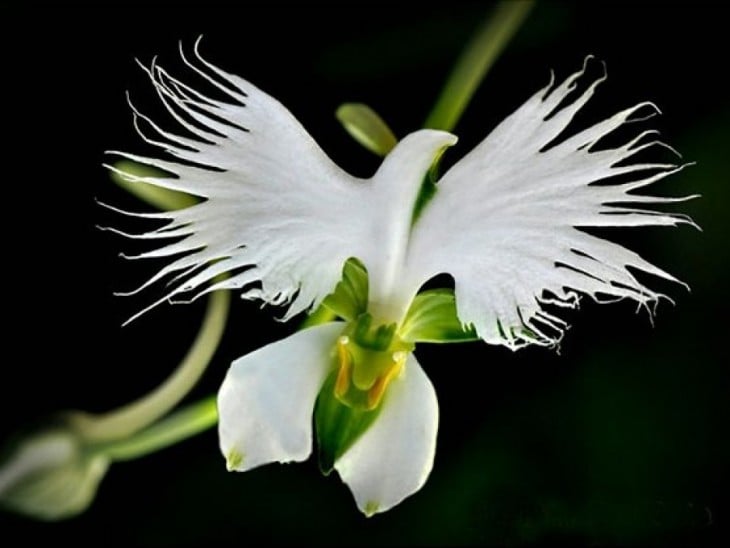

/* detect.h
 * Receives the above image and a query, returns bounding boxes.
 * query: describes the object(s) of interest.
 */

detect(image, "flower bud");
[0,429,108,521]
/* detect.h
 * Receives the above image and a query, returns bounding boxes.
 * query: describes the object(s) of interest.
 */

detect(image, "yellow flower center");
[332,315,413,411]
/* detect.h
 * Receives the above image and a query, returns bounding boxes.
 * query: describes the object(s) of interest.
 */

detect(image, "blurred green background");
[3,3,727,545]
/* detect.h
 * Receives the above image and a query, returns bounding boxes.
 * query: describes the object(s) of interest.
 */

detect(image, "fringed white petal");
[110,39,457,325]
[406,58,697,349]
[109,38,376,323]
[334,353,438,516]
[217,322,343,471]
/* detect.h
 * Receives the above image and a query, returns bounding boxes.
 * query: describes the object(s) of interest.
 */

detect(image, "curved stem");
[424,0,534,132]
[96,396,218,462]
[71,290,230,442]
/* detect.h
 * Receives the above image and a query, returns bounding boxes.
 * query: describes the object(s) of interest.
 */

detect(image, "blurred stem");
[424,0,534,131]
[70,289,230,443]
[95,396,218,461]
[110,160,198,210]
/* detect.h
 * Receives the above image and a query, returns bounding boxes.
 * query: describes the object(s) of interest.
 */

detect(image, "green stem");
[96,396,218,461]
[424,0,534,131]
[70,289,230,442]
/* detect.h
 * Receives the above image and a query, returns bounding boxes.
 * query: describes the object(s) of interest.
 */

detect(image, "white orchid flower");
[106,40,695,515]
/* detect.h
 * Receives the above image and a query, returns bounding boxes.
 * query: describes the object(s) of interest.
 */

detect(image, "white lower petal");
[334,353,438,516]
[218,322,343,472]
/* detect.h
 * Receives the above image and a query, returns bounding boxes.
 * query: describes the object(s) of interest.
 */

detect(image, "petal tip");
[225,448,245,471]
[363,500,380,517]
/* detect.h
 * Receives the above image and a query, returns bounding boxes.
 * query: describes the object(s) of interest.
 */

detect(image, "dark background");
[2,2,728,545]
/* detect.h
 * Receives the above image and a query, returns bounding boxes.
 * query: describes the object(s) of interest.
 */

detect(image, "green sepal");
[321,258,369,321]
[400,288,479,344]
[314,371,381,475]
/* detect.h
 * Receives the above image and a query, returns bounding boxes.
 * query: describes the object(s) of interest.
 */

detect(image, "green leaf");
[314,372,381,475]
[321,258,369,321]
[336,103,398,157]
[400,289,479,344]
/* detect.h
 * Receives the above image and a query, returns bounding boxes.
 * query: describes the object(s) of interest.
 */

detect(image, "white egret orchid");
[106,40,695,515]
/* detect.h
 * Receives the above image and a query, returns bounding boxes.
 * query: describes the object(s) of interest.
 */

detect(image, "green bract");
[322,260,477,344]
[401,289,479,343]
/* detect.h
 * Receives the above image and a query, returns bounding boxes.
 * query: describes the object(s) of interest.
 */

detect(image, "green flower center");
[333,314,414,411]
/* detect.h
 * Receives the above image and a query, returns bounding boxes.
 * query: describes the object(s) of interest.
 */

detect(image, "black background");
[2,3,728,545]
